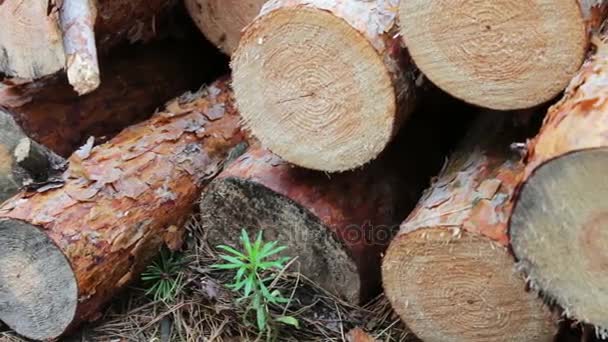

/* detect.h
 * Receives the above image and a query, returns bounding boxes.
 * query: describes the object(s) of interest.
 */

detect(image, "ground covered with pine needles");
[1,213,416,342]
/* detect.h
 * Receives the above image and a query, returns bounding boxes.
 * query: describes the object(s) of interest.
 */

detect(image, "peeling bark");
[383,115,557,342]
[0,79,247,341]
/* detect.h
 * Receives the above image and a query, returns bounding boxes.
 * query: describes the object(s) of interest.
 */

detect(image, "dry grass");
[1,213,416,342]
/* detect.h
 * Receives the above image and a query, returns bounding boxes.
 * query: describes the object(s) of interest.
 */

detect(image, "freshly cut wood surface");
[185,0,267,55]
[0,40,210,157]
[510,33,608,332]
[232,0,418,172]
[0,79,246,341]
[398,0,608,110]
[383,115,557,342]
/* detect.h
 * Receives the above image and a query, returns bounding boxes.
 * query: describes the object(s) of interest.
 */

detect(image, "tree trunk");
[185,0,267,55]
[0,0,176,94]
[0,79,247,341]
[0,111,64,203]
[398,0,608,110]
[231,0,418,172]
[0,40,210,157]
[510,32,608,334]
[382,115,558,342]
[199,130,439,304]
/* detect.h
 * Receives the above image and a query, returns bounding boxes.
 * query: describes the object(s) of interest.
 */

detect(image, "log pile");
[1,0,608,341]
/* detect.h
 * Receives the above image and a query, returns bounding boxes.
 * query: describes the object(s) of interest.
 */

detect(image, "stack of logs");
[1,0,607,341]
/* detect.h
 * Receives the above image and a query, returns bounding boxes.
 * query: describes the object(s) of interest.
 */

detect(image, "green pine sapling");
[212,229,299,337]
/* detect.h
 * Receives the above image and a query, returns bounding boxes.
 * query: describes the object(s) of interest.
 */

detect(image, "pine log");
[185,0,267,55]
[199,129,440,303]
[398,0,608,110]
[0,40,210,157]
[0,79,247,341]
[509,33,608,332]
[382,115,557,342]
[0,0,176,94]
[231,0,417,172]
[0,111,64,203]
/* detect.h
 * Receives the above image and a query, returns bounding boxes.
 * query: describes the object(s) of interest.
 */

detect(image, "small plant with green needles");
[141,248,185,303]
[212,229,299,338]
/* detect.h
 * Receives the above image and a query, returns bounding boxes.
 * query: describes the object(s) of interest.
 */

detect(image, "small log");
[0,111,64,202]
[510,33,608,332]
[382,115,558,342]
[231,0,418,172]
[0,79,247,341]
[398,0,608,110]
[0,40,210,157]
[0,0,176,93]
[185,0,267,55]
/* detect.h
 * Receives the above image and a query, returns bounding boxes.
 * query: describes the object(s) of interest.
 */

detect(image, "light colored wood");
[0,0,65,81]
[231,0,417,172]
[185,0,267,55]
[398,0,607,110]
[0,79,247,341]
[510,33,608,333]
[59,0,100,95]
[0,0,175,92]
[383,115,557,342]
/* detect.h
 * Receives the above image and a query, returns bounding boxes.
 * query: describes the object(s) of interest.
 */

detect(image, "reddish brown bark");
[0,79,246,340]
[0,40,210,157]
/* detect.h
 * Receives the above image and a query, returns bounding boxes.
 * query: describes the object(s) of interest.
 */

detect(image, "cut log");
[185,0,267,55]
[0,79,247,341]
[0,0,176,93]
[231,0,417,172]
[199,129,440,303]
[509,33,608,332]
[382,115,558,342]
[0,111,64,203]
[398,0,608,110]
[0,40,210,157]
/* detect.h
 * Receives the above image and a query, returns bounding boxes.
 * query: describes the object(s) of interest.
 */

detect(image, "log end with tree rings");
[383,229,557,342]
[510,148,608,330]
[399,0,589,110]
[232,1,413,172]
[0,219,77,341]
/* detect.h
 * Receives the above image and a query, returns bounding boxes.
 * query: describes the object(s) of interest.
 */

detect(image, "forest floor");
[0,213,416,342]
